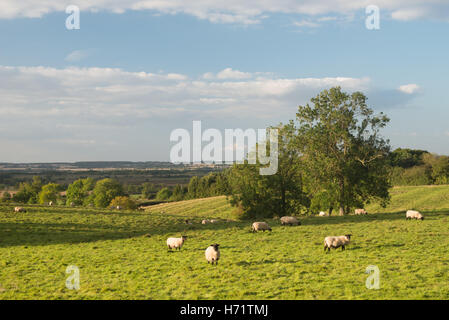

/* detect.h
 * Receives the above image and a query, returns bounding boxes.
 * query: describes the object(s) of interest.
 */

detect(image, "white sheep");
[354,208,367,215]
[318,211,327,216]
[202,219,218,224]
[205,244,220,265]
[14,207,26,213]
[280,216,301,226]
[324,234,352,252]
[251,222,272,232]
[166,236,188,251]
[406,210,424,220]
[48,201,53,206]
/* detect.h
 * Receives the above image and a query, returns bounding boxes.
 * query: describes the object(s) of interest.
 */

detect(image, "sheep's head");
[345,234,352,240]
[181,235,188,240]
[211,243,220,250]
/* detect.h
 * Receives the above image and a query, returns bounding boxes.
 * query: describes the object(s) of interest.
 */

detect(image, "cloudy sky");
[0,0,448,162]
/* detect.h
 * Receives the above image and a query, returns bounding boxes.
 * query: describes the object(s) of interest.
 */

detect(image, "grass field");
[1,186,449,299]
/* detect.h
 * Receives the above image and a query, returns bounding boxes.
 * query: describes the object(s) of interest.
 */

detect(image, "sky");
[0,0,448,162]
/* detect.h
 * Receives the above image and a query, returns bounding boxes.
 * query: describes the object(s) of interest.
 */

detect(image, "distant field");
[366,185,449,213]
[1,185,449,299]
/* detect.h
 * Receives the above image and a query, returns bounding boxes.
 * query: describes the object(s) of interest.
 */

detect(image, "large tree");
[296,87,391,215]
[66,178,95,206]
[228,122,309,218]
[91,178,124,208]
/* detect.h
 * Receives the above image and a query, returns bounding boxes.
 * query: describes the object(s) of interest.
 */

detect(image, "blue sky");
[0,1,448,162]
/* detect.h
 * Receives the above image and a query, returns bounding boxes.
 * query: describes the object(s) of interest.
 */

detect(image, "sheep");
[202,219,218,224]
[280,216,301,226]
[406,210,424,220]
[324,234,352,252]
[70,202,75,207]
[354,208,367,215]
[166,236,188,251]
[185,219,192,225]
[318,211,327,217]
[48,201,53,206]
[205,244,220,265]
[14,207,26,213]
[116,206,122,210]
[251,222,272,232]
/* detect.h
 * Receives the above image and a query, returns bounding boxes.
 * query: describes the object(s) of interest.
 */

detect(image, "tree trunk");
[328,206,333,216]
[338,176,345,216]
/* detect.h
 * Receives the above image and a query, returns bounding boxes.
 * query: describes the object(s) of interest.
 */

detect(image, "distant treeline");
[388,148,449,185]
[0,171,231,209]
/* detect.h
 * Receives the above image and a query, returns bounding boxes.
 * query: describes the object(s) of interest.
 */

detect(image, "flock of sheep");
[11,204,424,264]
[164,208,425,264]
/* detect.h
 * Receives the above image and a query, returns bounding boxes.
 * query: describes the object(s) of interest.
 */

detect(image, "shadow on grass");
[0,205,252,248]
[1,203,447,248]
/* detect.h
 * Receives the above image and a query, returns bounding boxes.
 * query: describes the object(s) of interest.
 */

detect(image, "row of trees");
[1,176,135,209]
[1,172,231,208]
[388,149,449,185]
[151,172,231,201]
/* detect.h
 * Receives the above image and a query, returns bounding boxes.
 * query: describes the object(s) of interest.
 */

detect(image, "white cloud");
[65,50,90,62]
[203,68,253,80]
[0,1,448,23]
[398,84,420,94]
[0,65,371,125]
[293,20,320,28]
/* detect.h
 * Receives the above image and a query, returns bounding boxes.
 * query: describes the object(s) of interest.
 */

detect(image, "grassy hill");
[1,185,449,299]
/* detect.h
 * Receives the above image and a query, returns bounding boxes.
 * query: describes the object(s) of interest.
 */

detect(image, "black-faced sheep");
[324,234,352,252]
[205,244,220,265]
[406,210,424,220]
[251,222,272,232]
[280,216,301,226]
[354,208,367,215]
[166,235,188,251]
[14,207,26,213]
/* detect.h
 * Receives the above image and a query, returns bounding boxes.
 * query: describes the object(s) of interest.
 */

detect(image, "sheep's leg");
[342,246,345,251]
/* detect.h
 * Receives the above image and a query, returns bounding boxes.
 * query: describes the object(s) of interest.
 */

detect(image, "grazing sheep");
[205,244,220,265]
[202,219,218,224]
[48,201,53,206]
[14,207,26,213]
[251,222,272,232]
[406,210,424,220]
[166,236,188,251]
[318,211,327,217]
[185,219,192,225]
[324,234,352,252]
[354,208,367,215]
[116,206,122,210]
[280,216,301,226]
